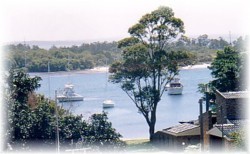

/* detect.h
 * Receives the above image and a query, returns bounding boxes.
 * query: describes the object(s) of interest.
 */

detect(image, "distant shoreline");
[29,63,210,75]
[87,63,211,73]
[29,67,108,75]
[180,63,211,70]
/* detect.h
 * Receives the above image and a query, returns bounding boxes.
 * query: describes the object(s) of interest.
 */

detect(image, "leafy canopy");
[6,69,125,151]
[8,68,41,103]
[110,6,186,140]
[198,46,246,106]
[208,46,244,92]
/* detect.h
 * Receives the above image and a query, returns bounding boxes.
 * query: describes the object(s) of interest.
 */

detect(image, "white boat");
[102,60,115,108]
[165,78,183,95]
[103,99,115,108]
[57,84,84,102]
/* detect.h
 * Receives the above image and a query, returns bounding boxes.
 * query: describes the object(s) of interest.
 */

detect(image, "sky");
[0,0,249,42]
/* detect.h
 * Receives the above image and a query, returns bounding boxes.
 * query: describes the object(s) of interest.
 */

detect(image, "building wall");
[225,99,246,119]
[216,92,247,123]
[176,136,200,147]
[210,137,236,152]
[209,135,223,151]
[152,132,176,150]
[201,111,214,150]
[152,131,200,151]
[216,93,227,124]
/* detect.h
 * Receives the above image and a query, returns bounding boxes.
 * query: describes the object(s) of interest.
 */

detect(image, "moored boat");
[57,84,84,102]
[165,78,183,95]
[103,99,115,108]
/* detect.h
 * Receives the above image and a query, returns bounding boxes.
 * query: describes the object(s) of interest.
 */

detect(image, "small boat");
[57,84,84,102]
[165,78,183,95]
[102,61,115,108]
[103,99,115,108]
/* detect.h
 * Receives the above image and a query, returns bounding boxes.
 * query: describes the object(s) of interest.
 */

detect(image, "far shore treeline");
[4,35,248,72]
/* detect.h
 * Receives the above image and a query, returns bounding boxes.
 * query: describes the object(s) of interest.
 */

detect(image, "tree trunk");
[149,123,155,141]
[149,110,156,141]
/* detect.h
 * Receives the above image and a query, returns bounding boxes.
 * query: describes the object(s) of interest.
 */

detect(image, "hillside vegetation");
[4,35,248,72]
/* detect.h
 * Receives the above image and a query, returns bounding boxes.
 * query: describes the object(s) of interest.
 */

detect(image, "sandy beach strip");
[86,64,211,73]
[180,63,211,70]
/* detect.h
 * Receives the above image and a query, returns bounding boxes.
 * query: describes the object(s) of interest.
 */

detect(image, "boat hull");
[167,87,183,95]
[57,96,84,102]
[103,103,115,108]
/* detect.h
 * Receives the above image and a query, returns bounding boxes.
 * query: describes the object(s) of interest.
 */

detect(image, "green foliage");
[197,83,215,99]
[209,46,243,92]
[8,68,41,103]
[110,6,187,140]
[59,114,88,145]
[118,37,140,48]
[167,50,196,66]
[84,112,125,150]
[6,69,125,151]
[233,36,249,52]
[8,100,36,141]
[209,37,229,49]
[4,35,247,73]
[229,131,246,150]
[6,70,46,149]
[32,97,56,141]
[198,45,246,105]
[5,42,121,72]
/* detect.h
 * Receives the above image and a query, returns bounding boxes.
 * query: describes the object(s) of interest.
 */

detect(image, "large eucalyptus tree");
[109,6,185,140]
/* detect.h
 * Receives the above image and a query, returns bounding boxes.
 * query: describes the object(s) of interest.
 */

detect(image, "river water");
[31,67,212,139]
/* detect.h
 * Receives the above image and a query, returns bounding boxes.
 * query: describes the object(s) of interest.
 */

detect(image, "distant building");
[152,90,248,152]
[203,90,248,151]
[215,90,248,123]
[152,123,200,151]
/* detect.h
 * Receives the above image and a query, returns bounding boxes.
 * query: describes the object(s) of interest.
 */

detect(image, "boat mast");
[48,50,51,100]
[67,50,71,84]
[55,90,60,153]
[105,58,108,91]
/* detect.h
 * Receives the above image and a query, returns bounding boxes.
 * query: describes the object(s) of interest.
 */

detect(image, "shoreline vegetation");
[7,33,248,73]
[30,63,211,75]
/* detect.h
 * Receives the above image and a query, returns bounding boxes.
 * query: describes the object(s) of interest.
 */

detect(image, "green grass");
[125,139,149,145]
[123,139,158,152]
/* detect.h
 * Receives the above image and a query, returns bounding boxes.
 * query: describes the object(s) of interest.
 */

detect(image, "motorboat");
[165,78,183,95]
[103,99,115,108]
[57,84,84,102]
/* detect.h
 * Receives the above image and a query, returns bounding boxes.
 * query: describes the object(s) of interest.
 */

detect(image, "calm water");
[31,68,212,139]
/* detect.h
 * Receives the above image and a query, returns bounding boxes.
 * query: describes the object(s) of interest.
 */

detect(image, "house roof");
[206,119,246,139]
[216,124,240,136]
[206,126,222,137]
[161,123,200,136]
[217,90,248,99]
[179,119,199,125]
